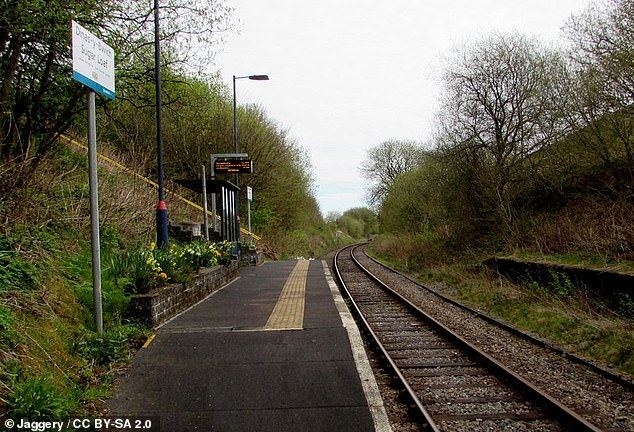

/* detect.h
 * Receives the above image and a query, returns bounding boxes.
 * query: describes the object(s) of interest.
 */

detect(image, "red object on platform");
[157,200,167,210]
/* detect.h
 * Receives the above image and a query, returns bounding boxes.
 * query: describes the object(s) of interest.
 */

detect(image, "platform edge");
[322,260,393,432]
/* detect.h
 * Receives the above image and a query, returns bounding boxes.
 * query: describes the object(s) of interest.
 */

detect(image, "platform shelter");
[174,178,240,243]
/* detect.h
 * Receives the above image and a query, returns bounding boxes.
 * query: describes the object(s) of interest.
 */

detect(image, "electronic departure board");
[214,159,253,174]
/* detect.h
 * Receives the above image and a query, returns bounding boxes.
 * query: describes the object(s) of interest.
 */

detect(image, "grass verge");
[421,263,634,375]
[369,236,634,376]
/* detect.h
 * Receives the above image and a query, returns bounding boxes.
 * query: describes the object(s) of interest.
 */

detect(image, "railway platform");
[108,259,389,432]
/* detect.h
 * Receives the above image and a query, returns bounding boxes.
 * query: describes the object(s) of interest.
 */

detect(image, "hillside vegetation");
[0,0,370,420]
[367,0,634,270]
[364,0,634,374]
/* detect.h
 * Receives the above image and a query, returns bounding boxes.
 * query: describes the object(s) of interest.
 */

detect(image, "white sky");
[213,0,591,216]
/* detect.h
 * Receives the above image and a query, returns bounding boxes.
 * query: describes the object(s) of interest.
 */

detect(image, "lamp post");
[232,74,269,160]
[154,0,168,249]
[231,74,269,246]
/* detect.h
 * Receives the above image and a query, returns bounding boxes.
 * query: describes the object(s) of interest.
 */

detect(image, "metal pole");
[247,199,252,239]
[87,91,103,334]
[155,0,168,249]
[228,189,234,241]
[221,186,227,241]
[201,165,209,240]
[232,76,241,250]
[247,186,253,241]
[211,155,217,233]
[232,75,238,161]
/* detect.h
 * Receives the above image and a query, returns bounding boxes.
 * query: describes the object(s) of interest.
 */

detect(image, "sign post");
[246,186,253,241]
[201,165,209,240]
[71,20,115,334]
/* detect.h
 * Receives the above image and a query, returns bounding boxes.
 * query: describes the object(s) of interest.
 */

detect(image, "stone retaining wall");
[130,261,239,327]
[484,257,633,313]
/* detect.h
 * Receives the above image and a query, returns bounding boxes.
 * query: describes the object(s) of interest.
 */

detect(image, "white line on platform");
[322,260,393,432]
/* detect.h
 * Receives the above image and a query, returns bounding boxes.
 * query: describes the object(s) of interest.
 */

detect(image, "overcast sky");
[213,0,591,216]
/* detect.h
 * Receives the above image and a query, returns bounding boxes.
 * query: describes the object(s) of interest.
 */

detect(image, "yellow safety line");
[264,260,309,330]
[142,334,156,349]
[59,134,261,241]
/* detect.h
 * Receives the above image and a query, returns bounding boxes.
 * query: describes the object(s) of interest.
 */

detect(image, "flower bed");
[107,240,237,326]
[109,240,233,295]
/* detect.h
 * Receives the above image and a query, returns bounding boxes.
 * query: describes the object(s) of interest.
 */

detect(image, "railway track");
[333,244,631,432]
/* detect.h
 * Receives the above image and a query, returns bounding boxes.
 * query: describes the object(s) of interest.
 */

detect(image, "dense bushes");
[371,2,634,268]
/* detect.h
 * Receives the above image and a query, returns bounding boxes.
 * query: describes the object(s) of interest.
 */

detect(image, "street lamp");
[232,74,269,158]
[231,74,269,246]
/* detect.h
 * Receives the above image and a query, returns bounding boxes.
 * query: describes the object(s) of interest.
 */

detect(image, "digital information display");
[214,159,253,174]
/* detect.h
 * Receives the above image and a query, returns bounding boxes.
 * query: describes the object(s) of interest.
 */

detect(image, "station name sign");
[71,20,115,99]
[214,159,254,174]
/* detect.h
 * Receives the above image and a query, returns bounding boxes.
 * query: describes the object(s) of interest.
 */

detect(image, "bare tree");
[360,139,426,208]
[564,0,634,182]
[435,32,570,227]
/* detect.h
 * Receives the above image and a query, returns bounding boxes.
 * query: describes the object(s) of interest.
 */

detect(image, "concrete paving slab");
[108,260,380,431]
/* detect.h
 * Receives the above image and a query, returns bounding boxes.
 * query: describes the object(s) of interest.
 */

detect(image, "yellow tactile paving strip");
[263,260,309,330]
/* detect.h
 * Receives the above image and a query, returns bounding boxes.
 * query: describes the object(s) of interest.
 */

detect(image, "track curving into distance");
[333,244,617,432]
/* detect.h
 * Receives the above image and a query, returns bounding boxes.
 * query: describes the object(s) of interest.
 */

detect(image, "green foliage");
[6,376,70,420]
[251,206,279,234]
[547,270,574,299]
[0,303,17,344]
[370,233,446,271]
[371,7,634,263]
[0,0,97,160]
[0,250,38,292]
[380,157,447,236]
[108,249,155,293]
[102,71,322,253]
[0,0,233,161]
[616,293,634,318]
[0,232,40,291]
[331,207,379,239]
[337,215,364,238]
[107,240,233,294]
[76,325,146,368]
[406,259,634,375]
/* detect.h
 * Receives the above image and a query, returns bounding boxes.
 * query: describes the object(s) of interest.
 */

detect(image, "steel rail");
[361,247,634,392]
[333,245,441,432]
[336,243,604,432]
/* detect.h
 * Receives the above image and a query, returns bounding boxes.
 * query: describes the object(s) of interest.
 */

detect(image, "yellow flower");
[159,272,168,279]
[150,242,156,250]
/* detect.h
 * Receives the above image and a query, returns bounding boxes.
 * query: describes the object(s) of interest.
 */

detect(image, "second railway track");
[333,244,633,432]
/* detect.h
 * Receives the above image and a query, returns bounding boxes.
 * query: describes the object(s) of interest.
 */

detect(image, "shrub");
[0,233,38,291]
[177,240,233,270]
[0,304,17,345]
[76,325,146,368]
[7,376,69,420]
[108,240,233,294]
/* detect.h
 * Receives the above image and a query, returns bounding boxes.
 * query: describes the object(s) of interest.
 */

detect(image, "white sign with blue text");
[71,21,115,99]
